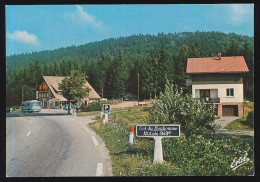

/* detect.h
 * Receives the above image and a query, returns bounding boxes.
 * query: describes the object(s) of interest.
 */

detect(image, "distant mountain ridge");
[6,31,253,70]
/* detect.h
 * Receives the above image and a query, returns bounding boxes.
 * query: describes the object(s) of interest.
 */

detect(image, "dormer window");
[226,88,234,97]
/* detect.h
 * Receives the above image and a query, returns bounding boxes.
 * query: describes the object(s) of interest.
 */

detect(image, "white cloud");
[7,30,39,45]
[226,4,253,25]
[67,5,104,29]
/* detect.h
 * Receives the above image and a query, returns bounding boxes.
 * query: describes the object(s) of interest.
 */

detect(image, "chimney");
[218,53,221,60]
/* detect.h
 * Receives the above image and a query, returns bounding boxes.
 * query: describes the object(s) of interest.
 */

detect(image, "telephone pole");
[137,72,140,106]
[22,86,24,102]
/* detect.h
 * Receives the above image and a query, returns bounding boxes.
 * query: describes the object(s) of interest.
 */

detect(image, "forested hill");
[6,31,253,69]
[6,31,254,106]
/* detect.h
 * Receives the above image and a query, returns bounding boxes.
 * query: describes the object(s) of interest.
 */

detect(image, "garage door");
[222,105,238,116]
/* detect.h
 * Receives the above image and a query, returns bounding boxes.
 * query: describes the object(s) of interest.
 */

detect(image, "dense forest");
[6,31,254,107]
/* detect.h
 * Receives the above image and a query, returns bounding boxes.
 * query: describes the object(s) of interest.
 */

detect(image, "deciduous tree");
[59,70,89,114]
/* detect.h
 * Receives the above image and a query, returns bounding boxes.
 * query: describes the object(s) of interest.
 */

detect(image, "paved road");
[214,116,254,136]
[214,116,240,129]
[6,111,112,177]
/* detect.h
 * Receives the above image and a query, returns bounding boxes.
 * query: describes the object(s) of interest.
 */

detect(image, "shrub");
[163,135,254,175]
[246,111,254,128]
[7,105,22,113]
[79,101,103,112]
[150,80,217,138]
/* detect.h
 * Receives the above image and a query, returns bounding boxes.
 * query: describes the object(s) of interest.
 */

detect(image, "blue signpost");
[102,104,111,124]
[103,104,111,114]
[136,124,180,164]
[136,125,180,137]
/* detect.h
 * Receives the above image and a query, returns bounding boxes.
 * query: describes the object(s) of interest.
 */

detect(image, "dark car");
[63,104,69,110]
[63,104,76,110]
[123,96,129,101]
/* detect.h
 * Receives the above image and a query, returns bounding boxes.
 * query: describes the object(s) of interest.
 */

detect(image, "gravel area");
[111,101,151,108]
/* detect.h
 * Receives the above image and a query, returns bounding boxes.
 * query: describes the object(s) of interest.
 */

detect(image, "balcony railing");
[194,97,220,103]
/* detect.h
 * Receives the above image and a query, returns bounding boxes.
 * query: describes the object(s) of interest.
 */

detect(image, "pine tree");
[175,45,189,87]
[107,49,126,99]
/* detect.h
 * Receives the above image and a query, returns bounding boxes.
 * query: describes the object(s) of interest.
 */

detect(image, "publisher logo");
[231,152,250,170]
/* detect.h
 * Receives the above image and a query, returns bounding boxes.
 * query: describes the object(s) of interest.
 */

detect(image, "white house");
[186,54,249,117]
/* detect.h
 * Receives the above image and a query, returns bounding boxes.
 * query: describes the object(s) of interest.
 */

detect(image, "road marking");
[91,136,99,146]
[96,163,103,176]
[26,130,31,136]
[84,127,90,132]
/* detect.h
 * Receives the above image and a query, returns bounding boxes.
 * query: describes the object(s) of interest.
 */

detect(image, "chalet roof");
[186,56,249,74]
[43,76,101,102]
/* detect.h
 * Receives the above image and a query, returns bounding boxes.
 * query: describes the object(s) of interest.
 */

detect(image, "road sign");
[103,104,111,114]
[136,124,181,164]
[136,124,180,138]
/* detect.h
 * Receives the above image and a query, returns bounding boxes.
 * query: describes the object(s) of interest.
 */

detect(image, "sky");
[6,4,254,56]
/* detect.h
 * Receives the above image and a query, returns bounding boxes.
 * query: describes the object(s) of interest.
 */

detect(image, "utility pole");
[22,86,24,102]
[138,72,140,106]
[101,83,104,98]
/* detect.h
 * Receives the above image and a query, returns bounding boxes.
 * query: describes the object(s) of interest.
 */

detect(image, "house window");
[200,89,210,98]
[226,88,234,97]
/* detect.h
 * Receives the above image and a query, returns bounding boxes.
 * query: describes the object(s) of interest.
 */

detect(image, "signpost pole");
[136,124,180,165]
[105,113,108,123]
[129,126,134,144]
[102,114,106,125]
[153,137,163,164]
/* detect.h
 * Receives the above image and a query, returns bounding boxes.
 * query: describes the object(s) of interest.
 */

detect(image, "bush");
[246,111,254,128]
[79,101,103,112]
[150,80,217,138]
[7,105,22,113]
[163,135,254,175]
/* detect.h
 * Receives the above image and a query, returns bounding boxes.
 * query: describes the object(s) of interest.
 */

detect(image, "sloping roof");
[43,76,67,102]
[43,76,63,92]
[43,76,101,102]
[186,56,249,74]
[83,82,101,101]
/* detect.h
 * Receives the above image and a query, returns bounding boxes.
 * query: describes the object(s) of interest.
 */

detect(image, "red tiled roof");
[186,56,249,74]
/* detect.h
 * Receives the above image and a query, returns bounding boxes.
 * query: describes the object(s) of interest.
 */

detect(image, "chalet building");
[186,54,249,117]
[38,76,101,108]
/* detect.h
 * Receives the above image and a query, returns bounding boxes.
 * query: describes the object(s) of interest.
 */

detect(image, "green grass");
[225,102,254,131]
[89,106,254,176]
[225,117,253,131]
[77,111,100,116]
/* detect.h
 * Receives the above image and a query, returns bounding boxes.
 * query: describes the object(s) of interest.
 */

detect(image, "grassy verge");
[224,117,253,131]
[90,106,254,176]
[77,111,100,116]
[225,102,254,131]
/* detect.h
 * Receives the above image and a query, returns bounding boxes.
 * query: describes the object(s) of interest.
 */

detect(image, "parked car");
[63,104,69,110]
[123,96,129,101]
[63,104,75,110]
